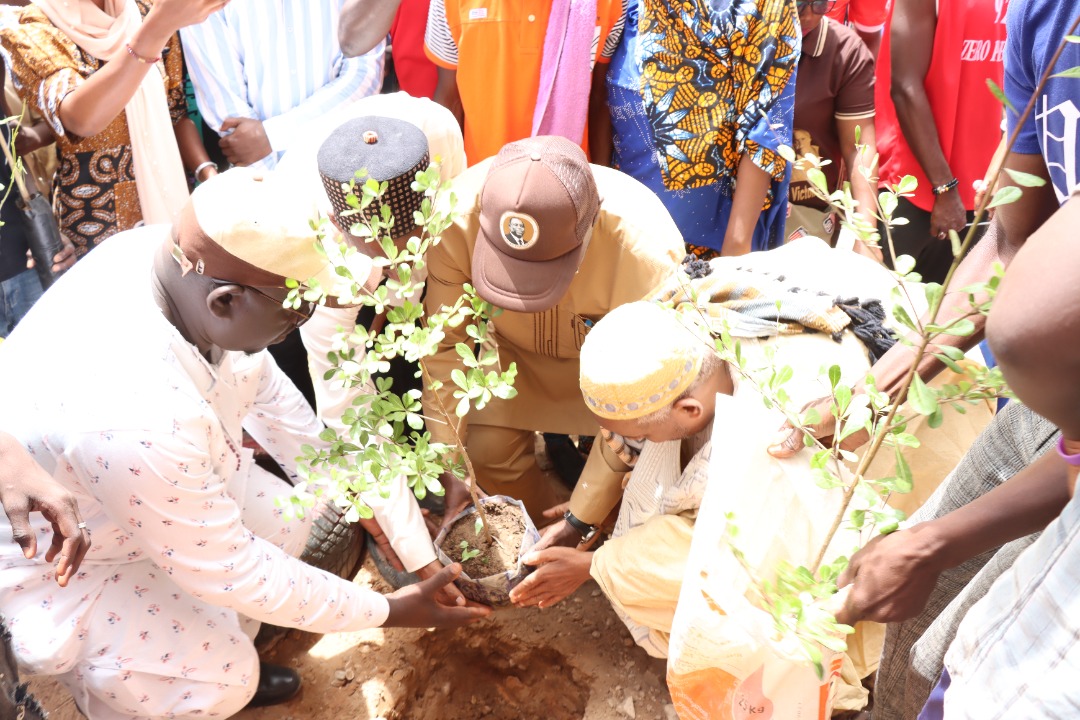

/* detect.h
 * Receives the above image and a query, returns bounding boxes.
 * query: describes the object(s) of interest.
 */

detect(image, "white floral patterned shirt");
[0,228,389,673]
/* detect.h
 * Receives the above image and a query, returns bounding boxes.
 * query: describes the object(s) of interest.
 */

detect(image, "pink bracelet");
[125,43,161,65]
[1057,436,1080,467]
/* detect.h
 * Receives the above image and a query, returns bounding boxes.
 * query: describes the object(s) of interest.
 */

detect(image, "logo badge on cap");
[500,211,539,250]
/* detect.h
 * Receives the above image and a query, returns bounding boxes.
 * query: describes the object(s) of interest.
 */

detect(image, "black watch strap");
[563,510,598,543]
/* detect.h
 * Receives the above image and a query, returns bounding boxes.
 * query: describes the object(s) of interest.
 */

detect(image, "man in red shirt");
[339,0,438,99]
[875,0,1007,283]
[826,0,889,57]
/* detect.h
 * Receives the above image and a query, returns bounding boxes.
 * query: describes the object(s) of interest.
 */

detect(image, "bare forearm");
[870,152,1057,401]
[891,81,953,187]
[924,451,1070,570]
[339,0,401,57]
[173,117,211,173]
[868,224,1003,399]
[432,68,463,129]
[587,66,613,166]
[890,0,951,187]
[57,20,174,138]
[720,154,770,256]
[0,431,37,485]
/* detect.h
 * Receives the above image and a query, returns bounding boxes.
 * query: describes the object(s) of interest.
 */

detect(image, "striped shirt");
[941,489,1080,718]
[180,0,385,170]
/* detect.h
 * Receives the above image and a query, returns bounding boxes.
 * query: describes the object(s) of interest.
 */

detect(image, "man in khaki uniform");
[423,135,685,538]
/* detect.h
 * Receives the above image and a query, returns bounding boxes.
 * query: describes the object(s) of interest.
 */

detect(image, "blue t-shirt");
[1005,1,1080,204]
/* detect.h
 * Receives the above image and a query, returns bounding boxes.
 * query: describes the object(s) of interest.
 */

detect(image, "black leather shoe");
[245,663,302,708]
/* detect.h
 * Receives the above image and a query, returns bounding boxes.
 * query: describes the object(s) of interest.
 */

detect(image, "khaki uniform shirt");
[424,161,686,522]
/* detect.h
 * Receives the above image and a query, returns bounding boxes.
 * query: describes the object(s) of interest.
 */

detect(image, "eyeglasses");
[212,280,316,327]
[797,0,836,14]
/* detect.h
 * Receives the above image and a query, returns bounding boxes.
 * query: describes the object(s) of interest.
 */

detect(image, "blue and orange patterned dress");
[608,0,800,254]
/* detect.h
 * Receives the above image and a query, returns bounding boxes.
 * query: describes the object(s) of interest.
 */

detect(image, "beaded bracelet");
[125,43,161,65]
[1057,436,1080,467]
[931,177,960,196]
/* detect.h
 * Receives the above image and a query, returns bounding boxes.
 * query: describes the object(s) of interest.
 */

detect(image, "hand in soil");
[529,518,585,555]
[416,559,469,607]
[359,516,404,571]
[384,563,492,627]
[432,473,484,539]
[509,547,594,609]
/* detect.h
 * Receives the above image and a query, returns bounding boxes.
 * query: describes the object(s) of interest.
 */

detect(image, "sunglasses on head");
[797,0,836,14]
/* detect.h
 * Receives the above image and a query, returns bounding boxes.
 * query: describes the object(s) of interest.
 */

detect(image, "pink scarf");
[32,0,188,225]
[530,0,598,143]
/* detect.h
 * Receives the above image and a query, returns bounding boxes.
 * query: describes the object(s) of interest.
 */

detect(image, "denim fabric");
[0,268,43,338]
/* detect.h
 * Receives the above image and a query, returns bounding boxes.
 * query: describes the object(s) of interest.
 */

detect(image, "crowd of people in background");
[0,0,1077,717]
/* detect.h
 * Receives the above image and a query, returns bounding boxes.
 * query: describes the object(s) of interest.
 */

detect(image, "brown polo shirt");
[790,18,876,212]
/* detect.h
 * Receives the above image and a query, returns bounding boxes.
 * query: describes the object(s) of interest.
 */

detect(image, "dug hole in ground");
[29,442,674,720]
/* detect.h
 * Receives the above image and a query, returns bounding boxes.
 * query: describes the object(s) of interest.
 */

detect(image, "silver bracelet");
[193,161,218,181]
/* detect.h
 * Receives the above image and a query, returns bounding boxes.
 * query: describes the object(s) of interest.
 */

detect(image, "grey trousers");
[872,402,1059,720]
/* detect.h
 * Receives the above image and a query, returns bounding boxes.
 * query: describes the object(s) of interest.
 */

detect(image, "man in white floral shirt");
[0,168,487,720]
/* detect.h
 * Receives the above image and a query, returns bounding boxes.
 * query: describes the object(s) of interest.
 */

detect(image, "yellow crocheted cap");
[579,301,706,420]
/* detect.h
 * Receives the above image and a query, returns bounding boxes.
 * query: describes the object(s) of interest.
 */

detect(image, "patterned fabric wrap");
[637,0,801,193]
[432,496,541,606]
[657,264,854,339]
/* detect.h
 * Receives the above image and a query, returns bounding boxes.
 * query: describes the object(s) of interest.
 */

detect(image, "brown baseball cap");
[473,136,600,313]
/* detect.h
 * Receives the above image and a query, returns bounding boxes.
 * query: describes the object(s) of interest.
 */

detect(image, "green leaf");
[474,517,484,535]
[1051,66,1080,79]
[907,374,938,416]
[923,283,944,313]
[949,229,962,259]
[896,175,918,195]
[938,318,975,337]
[984,78,1017,113]
[776,144,796,162]
[987,185,1022,209]
[850,509,866,529]
[878,191,898,218]
[838,404,872,442]
[1003,168,1048,188]
[935,353,965,374]
[828,365,841,389]
[892,447,914,494]
[891,431,921,448]
[939,345,966,361]
[892,304,917,332]
[893,254,916,276]
[807,167,829,194]
[834,384,852,415]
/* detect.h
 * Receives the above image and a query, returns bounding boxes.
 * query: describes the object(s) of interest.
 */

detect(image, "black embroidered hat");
[317,116,430,242]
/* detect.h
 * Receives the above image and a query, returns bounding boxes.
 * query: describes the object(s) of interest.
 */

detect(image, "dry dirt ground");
[28,557,674,720]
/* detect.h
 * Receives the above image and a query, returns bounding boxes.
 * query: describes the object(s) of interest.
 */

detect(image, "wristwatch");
[563,510,598,543]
